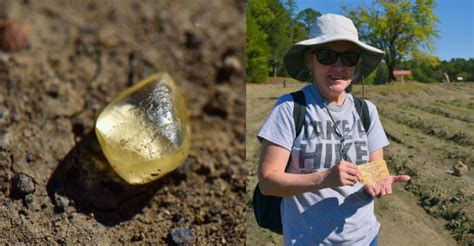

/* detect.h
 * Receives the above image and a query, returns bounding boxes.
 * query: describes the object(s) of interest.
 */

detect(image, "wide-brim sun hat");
[284,13,384,82]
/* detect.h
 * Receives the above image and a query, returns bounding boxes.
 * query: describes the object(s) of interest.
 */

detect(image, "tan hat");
[284,13,384,82]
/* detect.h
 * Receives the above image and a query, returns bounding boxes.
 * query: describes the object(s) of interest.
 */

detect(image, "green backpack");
[251,90,371,234]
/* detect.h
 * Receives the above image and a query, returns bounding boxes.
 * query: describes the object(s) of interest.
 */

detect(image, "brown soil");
[246,81,473,245]
[0,0,245,244]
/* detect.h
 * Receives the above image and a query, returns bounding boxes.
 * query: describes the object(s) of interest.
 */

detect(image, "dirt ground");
[246,80,473,245]
[0,0,245,244]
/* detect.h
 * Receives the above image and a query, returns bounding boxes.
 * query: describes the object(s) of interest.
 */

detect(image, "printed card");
[358,160,390,184]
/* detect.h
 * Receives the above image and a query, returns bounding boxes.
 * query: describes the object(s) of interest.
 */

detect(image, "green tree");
[280,21,307,77]
[245,0,321,81]
[268,0,313,77]
[282,0,298,17]
[440,58,474,82]
[343,0,439,82]
[374,62,389,84]
[264,0,293,77]
[246,16,272,83]
[401,52,440,82]
[296,8,321,33]
[245,0,275,83]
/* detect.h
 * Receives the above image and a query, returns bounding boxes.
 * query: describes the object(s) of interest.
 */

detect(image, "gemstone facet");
[95,73,190,184]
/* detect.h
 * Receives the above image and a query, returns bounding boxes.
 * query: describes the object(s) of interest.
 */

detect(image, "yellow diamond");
[95,73,190,184]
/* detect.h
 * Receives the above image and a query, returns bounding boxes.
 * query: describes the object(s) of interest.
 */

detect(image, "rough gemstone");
[95,73,191,184]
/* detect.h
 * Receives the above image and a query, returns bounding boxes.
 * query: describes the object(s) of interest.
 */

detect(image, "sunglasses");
[311,49,360,67]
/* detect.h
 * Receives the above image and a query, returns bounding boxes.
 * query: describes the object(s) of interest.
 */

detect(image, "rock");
[203,87,232,117]
[453,162,468,177]
[131,233,144,242]
[185,31,201,49]
[54,193,70,213]
[72,122,85,137]
[19,208,28,216]
[0,175,8,193]
[24,193,39,210]
[0,20,30,52]
[224,55,242,72]
[216,55,242,83]
[11,173,35,199]
[170,227,192,245]
[0,129,11,149]
[177,156,195,177]
[26,153,33,163]
[0,105,9,122]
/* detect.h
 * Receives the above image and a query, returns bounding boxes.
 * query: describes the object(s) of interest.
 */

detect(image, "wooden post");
[362,75,365,98]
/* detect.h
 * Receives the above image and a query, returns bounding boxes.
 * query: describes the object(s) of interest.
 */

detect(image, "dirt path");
[376,185,456,246]
[246,81,472,245]
[0,0,245,244]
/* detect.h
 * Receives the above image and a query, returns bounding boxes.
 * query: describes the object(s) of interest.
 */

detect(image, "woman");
[257,14,410,245]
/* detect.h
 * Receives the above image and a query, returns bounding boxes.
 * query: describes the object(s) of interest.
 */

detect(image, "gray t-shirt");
[257,84,389,245]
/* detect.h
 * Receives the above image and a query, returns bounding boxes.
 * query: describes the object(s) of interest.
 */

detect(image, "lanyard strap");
[324,107,356,161]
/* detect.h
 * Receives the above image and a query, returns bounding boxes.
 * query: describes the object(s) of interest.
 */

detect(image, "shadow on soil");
[46,131,186,226]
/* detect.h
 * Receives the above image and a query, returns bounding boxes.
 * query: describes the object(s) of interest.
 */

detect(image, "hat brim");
[284,36,384,83]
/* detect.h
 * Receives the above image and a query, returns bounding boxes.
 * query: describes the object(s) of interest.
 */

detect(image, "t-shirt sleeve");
[365,100,389,153]
[257,94,296,151]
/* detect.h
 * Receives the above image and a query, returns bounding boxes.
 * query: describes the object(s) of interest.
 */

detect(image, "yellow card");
[358,160,390,184]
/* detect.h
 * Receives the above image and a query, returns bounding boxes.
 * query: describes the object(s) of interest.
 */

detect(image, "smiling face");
[308,41,359,104]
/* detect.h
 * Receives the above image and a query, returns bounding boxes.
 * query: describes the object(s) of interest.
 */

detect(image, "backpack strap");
[353,96,371,133]
[290,90,306,139]
[251,90,306,235]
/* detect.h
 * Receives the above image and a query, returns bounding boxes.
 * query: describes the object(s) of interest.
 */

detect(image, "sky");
[294,0,474,61]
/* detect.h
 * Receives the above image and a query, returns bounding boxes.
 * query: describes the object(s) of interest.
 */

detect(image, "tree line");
[246,0,320,83]
[246,0,474,84]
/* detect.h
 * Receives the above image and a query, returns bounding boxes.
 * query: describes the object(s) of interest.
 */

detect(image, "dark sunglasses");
[311,49,360,67]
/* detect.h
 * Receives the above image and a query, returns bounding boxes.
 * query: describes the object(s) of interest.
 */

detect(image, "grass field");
[246,79,474,245]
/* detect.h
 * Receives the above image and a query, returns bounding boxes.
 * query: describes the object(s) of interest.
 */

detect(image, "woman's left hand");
[365,175,411,198]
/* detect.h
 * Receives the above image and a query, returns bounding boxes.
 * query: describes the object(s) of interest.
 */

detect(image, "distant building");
[457,77,464,81]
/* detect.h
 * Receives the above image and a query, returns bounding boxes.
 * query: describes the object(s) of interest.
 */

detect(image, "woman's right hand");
[322,160,362,188]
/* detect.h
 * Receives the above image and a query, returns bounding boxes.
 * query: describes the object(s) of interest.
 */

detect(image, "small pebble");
[185,31,201,49]
[177,156,195,176]
[24,193,36,209]
[0,20,30,52]
[11,173,35,199]
[19,208,28,216]
[170,227,192,245]
[131,233,144,242]
[0,176,8,193]
[67,212,75,220]
[223,55,242,72]
[0,130,11,149]
[0,105,8,119]
[26,153,33,163]
[54,193,69,213]
[453,162,468,177]
[72,122,85,137]
[217,55,242,83]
